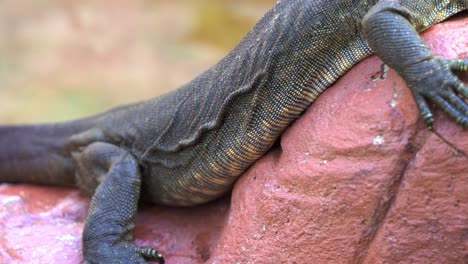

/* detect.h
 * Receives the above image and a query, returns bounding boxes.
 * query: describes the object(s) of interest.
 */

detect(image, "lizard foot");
[409,57,468,129]
[76,143,165,264]
[84,243,164,264]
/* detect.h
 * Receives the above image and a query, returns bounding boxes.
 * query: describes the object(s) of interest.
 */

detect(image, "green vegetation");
[190,1,259,51]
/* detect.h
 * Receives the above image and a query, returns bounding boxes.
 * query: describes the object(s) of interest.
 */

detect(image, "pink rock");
[210,16,468,264]
[0,16,466,264]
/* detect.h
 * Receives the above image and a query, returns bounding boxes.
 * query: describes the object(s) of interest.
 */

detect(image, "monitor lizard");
[0,0,467,263]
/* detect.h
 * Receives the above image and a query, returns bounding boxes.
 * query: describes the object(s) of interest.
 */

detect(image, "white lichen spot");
[59,234,76,241]
[1,195,22,206]
[373,135,385,145]
[262,224,267,232]
[390,85,398,107]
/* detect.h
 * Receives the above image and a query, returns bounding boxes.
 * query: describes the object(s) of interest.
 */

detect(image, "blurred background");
[0,0,276,124]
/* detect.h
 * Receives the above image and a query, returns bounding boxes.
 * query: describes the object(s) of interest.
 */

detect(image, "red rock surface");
[0,17,467,264]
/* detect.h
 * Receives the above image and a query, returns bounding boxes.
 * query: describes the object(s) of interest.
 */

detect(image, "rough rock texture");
[0,17,467,264]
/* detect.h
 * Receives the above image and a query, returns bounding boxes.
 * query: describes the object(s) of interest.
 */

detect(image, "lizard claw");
[84,243,164,264]
[139,247,165,264]
[408,57,468,129]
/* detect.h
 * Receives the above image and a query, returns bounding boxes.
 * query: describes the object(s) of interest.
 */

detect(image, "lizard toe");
[139,247,165,264]
[447,58,468,72]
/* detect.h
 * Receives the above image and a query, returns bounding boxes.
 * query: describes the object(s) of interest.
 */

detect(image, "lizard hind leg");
[435,58,468,127]
[75,142,164,264]
[408,57,468,129]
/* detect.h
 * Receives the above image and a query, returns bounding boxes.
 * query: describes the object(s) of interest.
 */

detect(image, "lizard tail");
[0,120,91,186]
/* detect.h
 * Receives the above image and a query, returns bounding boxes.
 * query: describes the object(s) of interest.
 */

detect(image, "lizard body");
[0,0,467,263]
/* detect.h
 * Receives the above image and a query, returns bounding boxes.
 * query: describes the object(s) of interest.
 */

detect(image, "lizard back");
[89,0,465,206]
[136,0,376,206]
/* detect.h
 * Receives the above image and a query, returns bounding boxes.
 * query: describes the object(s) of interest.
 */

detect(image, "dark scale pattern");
[138,0,380,205]
[1,0,467,262]
[119,0,464,206]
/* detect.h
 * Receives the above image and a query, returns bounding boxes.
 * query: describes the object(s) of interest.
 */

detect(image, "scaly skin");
[0,1,467,263]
